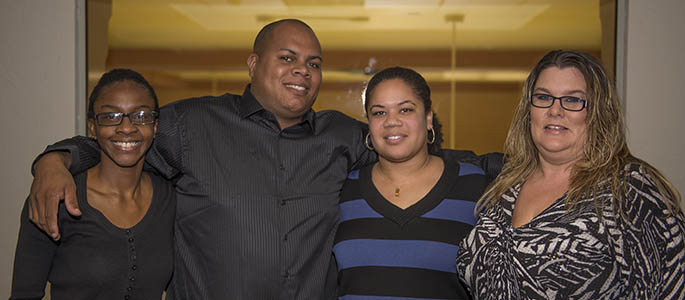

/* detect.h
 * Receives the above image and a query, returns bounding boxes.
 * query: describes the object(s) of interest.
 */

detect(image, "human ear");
[425,110,434,130]
[87,119,96,139]
[247,54,259,78]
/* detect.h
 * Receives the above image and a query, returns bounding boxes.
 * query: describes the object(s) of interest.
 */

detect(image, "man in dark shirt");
[30,19,371,299]
[28,19,501,299]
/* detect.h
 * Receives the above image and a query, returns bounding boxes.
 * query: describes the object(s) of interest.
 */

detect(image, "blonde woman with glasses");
[456,50,685,299]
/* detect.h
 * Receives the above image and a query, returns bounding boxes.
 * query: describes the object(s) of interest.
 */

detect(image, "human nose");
[547,99,565,116]
[116,115,139,134]
[383,111,402,127]
[292,61,311,78]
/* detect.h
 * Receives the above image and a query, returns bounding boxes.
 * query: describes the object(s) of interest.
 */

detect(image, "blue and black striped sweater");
[333,157,488,299]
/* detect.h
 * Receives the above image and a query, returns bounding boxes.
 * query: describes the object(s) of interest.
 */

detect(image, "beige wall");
[623,0,685,207]
[0,0,82,296]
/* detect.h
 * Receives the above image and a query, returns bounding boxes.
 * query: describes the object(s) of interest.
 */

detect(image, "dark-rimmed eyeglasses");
[530,93,587,112]
[93,111,158,126]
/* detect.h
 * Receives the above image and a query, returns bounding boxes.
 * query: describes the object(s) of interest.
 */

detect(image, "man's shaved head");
[252,19,316,55]
[247,18,322,129]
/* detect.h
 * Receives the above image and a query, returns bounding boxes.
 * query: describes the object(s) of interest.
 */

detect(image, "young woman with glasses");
[11,69,176,300]
[456,50,685,298]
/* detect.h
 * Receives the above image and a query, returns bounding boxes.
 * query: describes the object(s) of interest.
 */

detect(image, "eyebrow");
[369,100,417,109]
[99,104,154,110]
[534,87,586,96]
[279,48,322,61]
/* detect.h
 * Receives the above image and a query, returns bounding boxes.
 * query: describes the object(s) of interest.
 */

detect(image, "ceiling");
[108,0,602,51]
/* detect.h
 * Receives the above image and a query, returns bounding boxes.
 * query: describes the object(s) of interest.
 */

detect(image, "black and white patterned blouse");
[456,164,685,299]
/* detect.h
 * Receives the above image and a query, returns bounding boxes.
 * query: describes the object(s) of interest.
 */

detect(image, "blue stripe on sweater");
[458,162,485,176]
[422,199,477,225]
[340,199,383,222]
[334,239,458,273]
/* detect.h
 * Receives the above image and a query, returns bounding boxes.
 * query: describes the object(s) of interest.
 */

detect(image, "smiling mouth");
[112,141,141,151]
[545,125,568,130]
[284,84,307,92]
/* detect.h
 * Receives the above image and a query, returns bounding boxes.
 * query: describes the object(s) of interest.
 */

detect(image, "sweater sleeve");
[10,198,59,300]
[618,165,685,298]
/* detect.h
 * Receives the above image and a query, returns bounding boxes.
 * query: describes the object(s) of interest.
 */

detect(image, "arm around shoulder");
[441,149,504,184]
[28,136,97,240]
[31,136,100,176]
[144,103,185,180]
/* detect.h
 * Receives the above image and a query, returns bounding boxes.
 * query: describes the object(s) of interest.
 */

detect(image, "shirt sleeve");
[31,136,100,176]
[144,103,184,180]
[477,152,504,184]
[619,166,685,298]
[440,149,503,184]
[10,198,59,300]
[349,119,376,170]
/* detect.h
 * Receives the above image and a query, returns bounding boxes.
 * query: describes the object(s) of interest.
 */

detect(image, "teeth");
[285,84,305,91]
[546,125,565,130]
[386,136,401,140]
[113,141,140,149]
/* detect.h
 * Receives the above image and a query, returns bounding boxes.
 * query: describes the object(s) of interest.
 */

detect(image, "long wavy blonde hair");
[476,50,681,216]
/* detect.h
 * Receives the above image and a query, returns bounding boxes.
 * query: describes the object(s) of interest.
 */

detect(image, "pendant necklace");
[394,187,400,197]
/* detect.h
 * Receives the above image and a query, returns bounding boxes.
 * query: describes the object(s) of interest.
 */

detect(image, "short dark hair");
[87,68,159,118]
[364,66,443,155]
[252,19,315,55]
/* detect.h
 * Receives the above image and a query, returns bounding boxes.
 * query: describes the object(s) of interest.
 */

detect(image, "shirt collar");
[238,85,264,119]
[238,84,316,132]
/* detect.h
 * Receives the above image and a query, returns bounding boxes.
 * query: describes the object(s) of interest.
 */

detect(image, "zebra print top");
[456,163,685,299]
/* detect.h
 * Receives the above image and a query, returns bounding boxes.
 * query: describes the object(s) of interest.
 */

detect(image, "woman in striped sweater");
[333,66,487,299]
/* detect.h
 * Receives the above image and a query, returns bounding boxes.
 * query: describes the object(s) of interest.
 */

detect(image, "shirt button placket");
[276,134,292,283]
[125,229,137,298]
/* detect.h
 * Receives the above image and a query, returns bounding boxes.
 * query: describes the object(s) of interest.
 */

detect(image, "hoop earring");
[365,133,374,151]
[427,127,436,144]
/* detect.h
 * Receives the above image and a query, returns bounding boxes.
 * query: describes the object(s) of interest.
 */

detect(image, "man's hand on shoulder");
[29,152,79,240]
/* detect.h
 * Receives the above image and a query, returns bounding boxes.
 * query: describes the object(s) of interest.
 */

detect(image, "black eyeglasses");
[530,93,587,112]
[93,111,158,126]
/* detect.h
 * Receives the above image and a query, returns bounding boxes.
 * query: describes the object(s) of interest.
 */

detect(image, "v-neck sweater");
[333,156,488,299]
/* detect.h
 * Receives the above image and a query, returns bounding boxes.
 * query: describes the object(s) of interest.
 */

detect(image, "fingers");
[28,152,78,241]
[35,192,63,240]
[28,180,49,233]
[28,177,78,241]
[45,195,61,240]
[64,184,80,217]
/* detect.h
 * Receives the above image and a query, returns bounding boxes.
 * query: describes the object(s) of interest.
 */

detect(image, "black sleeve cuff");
[31,136,100,176]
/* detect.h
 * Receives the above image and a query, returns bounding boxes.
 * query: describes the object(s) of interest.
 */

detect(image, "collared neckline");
[238,84,316,132]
